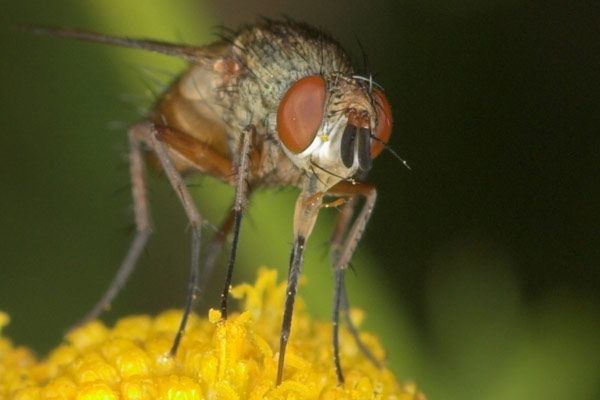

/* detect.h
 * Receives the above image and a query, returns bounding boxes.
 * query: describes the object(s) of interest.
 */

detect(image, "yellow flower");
[0,268,425,399]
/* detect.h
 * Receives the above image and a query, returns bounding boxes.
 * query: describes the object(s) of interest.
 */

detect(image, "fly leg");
[198,207,235,299]
[339,275,381,368]
[124,122,204,356]
[74,118,236,350]
[277,189,323,385]
[127,121,240,356]
[219,124,255,319]
[74,122,154,328]
[330,193,382,369]
[328,181,378,384]
[200,179,256,301]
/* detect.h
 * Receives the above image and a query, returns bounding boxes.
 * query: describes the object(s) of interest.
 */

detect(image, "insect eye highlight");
[277,75,326,153]
[371,88,392,159]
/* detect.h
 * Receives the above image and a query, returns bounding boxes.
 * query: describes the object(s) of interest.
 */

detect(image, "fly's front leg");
[339,274,381,368]
[327,181,378,384]
[74,123,154,328]
[331,194,382,369]
[219,125,255,319]
[277,190,323,385]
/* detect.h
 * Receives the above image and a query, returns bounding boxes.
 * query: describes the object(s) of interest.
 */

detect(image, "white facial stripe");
[294,117,359,177]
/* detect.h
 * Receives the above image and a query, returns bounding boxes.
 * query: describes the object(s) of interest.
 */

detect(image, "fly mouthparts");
[341,124,372,171]
[357,127,372,171]
[341,125,357,168]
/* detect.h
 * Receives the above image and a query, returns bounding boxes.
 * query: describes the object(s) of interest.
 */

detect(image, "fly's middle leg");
[220,124,255,320]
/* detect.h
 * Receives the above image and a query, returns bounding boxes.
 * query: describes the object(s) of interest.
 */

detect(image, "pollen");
[1,269,425,399]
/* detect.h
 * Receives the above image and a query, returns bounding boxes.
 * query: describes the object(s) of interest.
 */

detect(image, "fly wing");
[24,24,240,178]
[21,25,221,64]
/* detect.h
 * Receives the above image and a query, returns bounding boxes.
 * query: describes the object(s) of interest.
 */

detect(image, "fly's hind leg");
[77,120,237,356]
[132,122,206,356]
[96,122,204,356]
[135,121,238,355]
[74,122,154,328]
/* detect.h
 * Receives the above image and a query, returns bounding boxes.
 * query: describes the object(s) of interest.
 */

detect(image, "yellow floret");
[0,268,425,399]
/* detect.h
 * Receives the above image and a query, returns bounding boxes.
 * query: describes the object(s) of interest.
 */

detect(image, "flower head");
[1,268,424,399]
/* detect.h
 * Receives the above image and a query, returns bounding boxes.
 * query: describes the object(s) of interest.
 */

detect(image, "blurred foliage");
[1,1,599,399]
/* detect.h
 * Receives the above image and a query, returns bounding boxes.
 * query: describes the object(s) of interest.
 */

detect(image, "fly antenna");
[371,136,411,170]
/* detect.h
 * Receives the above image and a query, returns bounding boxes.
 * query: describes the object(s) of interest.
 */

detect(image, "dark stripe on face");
[341,124,357,168]
[357,127,372,171]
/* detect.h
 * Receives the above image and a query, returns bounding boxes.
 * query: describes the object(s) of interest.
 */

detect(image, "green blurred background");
[1,1,599,398]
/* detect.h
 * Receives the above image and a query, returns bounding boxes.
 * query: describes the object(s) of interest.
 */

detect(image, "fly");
[25,19,399,385]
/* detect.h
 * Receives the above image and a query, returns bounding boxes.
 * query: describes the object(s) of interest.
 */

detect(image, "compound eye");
[277,75,326,153]
[371,88,392,158]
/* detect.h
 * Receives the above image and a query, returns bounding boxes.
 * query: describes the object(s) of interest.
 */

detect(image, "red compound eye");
[371,88,392,159]
[277,75,326,153]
